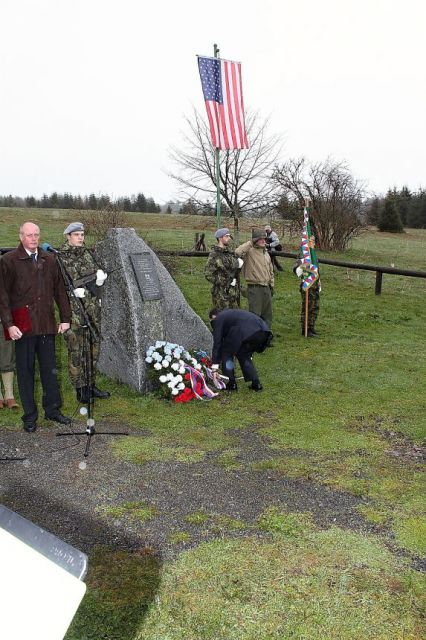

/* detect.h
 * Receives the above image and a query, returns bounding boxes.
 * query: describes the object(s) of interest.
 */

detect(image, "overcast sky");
[1,0,425,203]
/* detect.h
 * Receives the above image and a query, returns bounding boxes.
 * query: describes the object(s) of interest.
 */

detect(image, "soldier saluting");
[204,228,243,311]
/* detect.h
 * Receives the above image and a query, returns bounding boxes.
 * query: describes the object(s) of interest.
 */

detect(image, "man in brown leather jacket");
[0,222,72,432]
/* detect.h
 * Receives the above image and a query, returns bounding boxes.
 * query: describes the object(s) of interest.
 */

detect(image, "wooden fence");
[2,247,425,295]
[157,250,426,295]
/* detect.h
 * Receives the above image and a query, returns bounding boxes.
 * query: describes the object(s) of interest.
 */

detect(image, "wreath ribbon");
[184,365,218,400]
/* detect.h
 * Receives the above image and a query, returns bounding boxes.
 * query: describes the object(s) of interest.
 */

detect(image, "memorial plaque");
[130,253,163,301]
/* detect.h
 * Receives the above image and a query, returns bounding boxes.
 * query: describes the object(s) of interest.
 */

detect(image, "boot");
[249,380,263,392]
[76,386,91,403]
[302,328,318,338]
[91,385,111,399]
[301,327,318,337]
[225,381,238,391]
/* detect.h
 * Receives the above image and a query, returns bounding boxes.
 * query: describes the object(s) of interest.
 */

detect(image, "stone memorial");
[95,228,213,393]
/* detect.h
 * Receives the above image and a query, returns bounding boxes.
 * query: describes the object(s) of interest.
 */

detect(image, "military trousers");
[300,283,320,330]
[63,327,100,389]
[247,284,272,329]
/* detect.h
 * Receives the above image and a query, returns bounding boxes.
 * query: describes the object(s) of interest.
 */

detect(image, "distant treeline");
[0,192,162,213]
[367,187,426,231]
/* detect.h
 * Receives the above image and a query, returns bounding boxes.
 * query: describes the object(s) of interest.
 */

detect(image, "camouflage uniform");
[293,259,320,333]
[60,243,103,389]
[300,280,320,331]
[204,245,240,311]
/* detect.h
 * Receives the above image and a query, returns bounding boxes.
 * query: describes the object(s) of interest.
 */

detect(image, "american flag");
[197,56,248,150]
[300,207,320,291]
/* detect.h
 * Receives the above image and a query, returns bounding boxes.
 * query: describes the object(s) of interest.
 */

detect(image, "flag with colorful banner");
[299,206,320,290]
[197,55,248,150]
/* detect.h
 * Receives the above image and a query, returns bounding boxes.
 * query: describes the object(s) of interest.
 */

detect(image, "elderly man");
[235,229,274,328]
[204,227,243,311]
[60,222,110,403]
[209,308,272,391]
[0,222,72,432]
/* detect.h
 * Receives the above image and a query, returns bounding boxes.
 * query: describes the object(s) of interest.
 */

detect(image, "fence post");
[375,271,383,295]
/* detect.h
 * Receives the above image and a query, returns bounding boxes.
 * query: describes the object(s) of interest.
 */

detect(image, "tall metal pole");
[214,43,221,229]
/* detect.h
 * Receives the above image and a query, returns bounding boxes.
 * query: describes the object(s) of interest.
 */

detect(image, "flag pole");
[214,43,221,229]
[304,290,309,337]
[303,198,311,338]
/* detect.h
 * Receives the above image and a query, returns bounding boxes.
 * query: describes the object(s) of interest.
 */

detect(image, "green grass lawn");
[1,208,425,639]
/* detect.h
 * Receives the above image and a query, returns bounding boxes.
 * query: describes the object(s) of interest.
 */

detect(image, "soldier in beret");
[60,222,110,403]
[204,228,243,312]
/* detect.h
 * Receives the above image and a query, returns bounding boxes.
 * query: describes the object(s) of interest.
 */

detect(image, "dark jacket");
[0,243,71,335]
[211,308,272,364]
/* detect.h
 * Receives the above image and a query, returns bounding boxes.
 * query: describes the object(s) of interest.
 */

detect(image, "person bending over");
[209,308,272,392]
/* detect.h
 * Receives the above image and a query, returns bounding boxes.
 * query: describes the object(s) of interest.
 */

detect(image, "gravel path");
[0,421,424,571]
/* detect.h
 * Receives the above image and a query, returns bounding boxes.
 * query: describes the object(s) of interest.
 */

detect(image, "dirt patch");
[0,422,424,571]
[346,414,426,462]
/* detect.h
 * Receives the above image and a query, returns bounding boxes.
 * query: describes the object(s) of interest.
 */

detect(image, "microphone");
[41,242,60,254]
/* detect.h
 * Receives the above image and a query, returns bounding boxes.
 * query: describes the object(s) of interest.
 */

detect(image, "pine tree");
[88,194,98,210]
[135,193,147,212]
[367,197,381,225]
[407,190,426,228]
[397,186,411,225]
[378,191,403,232]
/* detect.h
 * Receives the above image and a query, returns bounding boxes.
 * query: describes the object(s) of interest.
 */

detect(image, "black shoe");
[249,381,263,391]
[91,386,111,399]
[76,386,90,403]
[225,381,238,391]
[23,422,37,433]
[45,411,71,425]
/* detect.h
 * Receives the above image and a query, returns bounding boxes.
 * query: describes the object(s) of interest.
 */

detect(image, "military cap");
[63,222,85,235]
[215,227,233,239]
[264,224,272,231]
[252,228,267,242]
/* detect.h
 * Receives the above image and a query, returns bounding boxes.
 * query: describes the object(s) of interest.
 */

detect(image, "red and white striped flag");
[197,56,249,150]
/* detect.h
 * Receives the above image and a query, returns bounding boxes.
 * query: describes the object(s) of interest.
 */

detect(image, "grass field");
[1,208,425,639]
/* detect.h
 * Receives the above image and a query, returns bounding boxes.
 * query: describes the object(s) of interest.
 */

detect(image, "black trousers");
[221,331,270,384]
[15,335,62,424]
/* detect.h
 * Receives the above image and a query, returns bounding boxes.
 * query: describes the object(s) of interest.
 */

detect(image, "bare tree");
[80,203,129,242]
[169,109,282,232]
[272,157,367,251]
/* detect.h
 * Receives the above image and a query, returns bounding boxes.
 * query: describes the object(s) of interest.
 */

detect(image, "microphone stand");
[54,249,128,457]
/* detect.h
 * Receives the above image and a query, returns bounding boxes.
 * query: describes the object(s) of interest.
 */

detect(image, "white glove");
[230,278,236,287]
[96,269,108,286]
[296,266,304,278]
[211,364,219,371]
[237,258,244,269]
[73,287,86,298]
